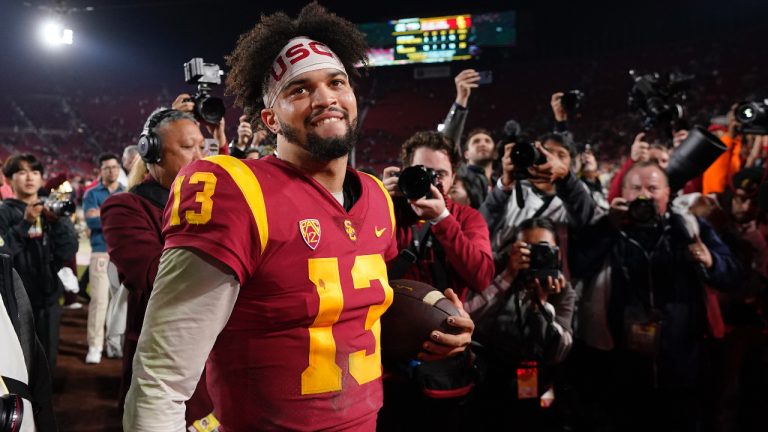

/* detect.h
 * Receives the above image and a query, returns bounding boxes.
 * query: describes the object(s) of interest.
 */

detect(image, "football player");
[124,4,474,431]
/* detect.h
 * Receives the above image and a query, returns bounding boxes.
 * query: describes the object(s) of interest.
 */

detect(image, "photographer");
[480,133,599,273]
[383,130,494,300]
[569,161,740,431]
[229,114,270,159]
[607,132,670,202]
[171,93,228,156]
[0,153,78,371]
[101,109,212,424]
[465,217,576,430]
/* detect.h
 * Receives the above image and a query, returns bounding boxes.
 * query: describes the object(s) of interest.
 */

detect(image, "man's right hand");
[237,115,253,146]
[630,132,650,162]
[608,197,630,228]
[500,143,516,188]
[24,202,44,223]
[454,69,480,108]
[551,92,568,122]
[171,93,194,113]
[504,240,531,282]
[382,166,402,197]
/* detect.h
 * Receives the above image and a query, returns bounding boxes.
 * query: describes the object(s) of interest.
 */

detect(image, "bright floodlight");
[40,20,73,46]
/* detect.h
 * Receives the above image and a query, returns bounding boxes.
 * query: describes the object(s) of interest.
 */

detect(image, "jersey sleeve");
[162,156,267,284]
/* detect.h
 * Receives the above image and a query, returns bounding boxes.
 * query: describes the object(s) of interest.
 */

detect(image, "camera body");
[628,70,693,131]
[183,58,226,125]
[510,141,547,170]
[397,165,439,200]
[520,242,561,289]
[735,99,768,135]
[628,197,658,226]
[43,181,75,218]
[561,89,585,113]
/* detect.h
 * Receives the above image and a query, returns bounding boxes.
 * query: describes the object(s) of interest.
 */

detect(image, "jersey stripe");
[204,155,269,254]
[363,173,395,238]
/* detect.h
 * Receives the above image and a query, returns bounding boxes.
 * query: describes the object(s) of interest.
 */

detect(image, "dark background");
[1,0,766,96]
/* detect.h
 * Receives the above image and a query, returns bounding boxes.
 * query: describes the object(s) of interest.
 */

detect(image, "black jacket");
[0,199,78,308]
[0,254,57,431]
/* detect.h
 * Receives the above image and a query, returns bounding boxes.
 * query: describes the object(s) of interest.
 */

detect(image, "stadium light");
[40,20,74,47]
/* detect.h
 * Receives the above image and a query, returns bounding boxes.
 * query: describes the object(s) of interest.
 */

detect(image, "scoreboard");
[360,11,515,67]
[391,15,472,64]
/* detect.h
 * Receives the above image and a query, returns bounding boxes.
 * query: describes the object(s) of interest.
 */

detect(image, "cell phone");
[477,70,493,85]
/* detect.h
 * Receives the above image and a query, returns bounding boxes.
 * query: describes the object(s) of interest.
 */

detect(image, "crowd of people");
[0,3,767,432]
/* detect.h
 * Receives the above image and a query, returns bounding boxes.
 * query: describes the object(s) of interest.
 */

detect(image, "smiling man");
[124,4,474,431]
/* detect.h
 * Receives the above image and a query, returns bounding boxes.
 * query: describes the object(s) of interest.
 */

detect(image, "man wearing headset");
[100,108,213,427]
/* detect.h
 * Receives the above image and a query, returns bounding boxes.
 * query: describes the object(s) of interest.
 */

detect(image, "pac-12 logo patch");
[299,219,321,250]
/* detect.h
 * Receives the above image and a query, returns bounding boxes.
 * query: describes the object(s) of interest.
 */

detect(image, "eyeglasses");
[101,166,121,171]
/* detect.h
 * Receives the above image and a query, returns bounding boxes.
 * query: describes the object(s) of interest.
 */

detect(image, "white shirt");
[0,290,36,432]
[123,248,240,431]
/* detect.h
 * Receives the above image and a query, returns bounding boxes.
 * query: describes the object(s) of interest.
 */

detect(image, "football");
[381,279,461,362]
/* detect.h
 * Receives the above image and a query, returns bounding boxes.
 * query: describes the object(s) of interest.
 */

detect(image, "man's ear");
[261,109,281,134]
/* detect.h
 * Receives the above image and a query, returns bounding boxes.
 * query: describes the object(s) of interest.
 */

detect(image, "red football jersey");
[163,155,397,431]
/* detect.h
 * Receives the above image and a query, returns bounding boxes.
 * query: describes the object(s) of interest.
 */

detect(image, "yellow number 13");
[170,172,218,226]
[302,254,393,395]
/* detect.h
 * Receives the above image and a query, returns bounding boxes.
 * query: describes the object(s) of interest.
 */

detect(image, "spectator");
[0,153,78,371]
[439,69,480,149]
[458,129,497,209]
[0,159,15,200]
[101,109,212,425]
[83,153,125,364]
[122,145,140,174]
[569,161,740,431]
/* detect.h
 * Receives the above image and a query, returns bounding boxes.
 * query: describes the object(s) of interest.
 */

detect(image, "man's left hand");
[418,288,474,362]
[205,117,227,154]
[528,142,570,183]
[409,184,447,221]
[688,234,714,269]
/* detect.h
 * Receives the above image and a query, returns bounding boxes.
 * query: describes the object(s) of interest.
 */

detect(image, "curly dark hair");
[226,2,369,117]
[401,131,461,173]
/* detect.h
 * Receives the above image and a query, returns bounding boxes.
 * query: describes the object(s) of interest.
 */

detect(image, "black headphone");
[137,108,175,164]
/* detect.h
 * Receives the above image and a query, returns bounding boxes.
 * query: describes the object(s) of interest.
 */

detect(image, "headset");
[137,108,175,164]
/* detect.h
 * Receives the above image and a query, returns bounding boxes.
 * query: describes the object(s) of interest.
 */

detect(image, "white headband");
[262,37,347,108]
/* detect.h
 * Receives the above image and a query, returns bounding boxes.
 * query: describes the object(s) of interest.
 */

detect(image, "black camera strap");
[387,223,449,291]
[0,376,32,402]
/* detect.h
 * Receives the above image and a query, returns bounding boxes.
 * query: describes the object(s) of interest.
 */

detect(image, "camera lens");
[628,198,658,225]
[736,102,761,124]
[397,165,435,200]
[510,142,545,169]
[195,95,226,125]
[0,393,23,432]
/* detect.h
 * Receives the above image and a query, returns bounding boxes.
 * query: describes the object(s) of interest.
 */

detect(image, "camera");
[628,70,693,131]
[560,89,585,113]
[628,197,658,226]
[43,181,75,218]
[510,141,547,169]
[397,165,439,200]
[183,57,226,125]
[0,393,23,432]
[520,242,561,289]
[735,99,768,135]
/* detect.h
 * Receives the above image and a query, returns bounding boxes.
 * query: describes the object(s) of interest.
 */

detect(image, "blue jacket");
[84,183,124,252]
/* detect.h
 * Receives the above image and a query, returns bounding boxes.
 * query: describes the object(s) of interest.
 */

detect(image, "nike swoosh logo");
[375,226,387,237]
